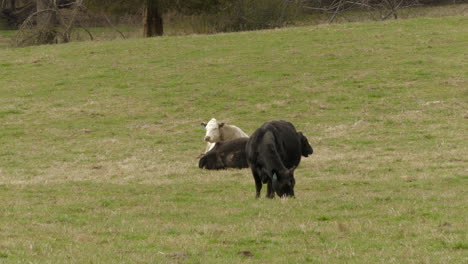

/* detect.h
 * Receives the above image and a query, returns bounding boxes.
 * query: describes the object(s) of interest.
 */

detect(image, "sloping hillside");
[0,16,466,263]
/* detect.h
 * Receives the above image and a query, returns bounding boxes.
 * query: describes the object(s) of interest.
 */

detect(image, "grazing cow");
[245,120,313,198]
[199,138,249,170]
[201,118,249,153]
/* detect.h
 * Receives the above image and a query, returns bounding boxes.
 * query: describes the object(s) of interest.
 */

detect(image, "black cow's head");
[272,167,296,197]
[298,132,313,157]
[199,151,224,170]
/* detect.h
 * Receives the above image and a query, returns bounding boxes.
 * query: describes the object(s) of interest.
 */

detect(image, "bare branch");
[77,24,94,41]
[103,13,126,40]
[60,0,84,42]
[328,0,344,24]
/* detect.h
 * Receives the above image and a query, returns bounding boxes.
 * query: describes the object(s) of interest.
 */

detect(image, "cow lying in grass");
[246,120,313,198]
[201,118,249,153]
[198,138,249,170]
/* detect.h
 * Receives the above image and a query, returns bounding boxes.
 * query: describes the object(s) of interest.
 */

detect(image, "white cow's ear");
[201,123,207,129]
[218,122,225,128]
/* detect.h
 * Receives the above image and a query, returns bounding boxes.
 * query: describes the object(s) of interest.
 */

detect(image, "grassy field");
[0,30,15,48]
[0,16,467,263]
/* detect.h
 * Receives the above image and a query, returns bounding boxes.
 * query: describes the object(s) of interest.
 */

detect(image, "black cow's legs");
[254,178,262,198]
[266,181,275,198]
[251,168,262,198]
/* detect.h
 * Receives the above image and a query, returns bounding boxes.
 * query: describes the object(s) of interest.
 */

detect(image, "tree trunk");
[2,0,16,9]
[1,0,10,9]
[143,0,163,37]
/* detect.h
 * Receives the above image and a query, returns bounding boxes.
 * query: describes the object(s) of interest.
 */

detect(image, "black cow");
[245,120,313,198]
[199,138,249,170]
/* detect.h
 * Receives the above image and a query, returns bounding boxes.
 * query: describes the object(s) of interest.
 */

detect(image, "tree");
[84,0,222,37]
[15,0,87,46]
[1,0,36,28]
[35,0,57,43]
[302,0,422,23]
[143,0,163,37]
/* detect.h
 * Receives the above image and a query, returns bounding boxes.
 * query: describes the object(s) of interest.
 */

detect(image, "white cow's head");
[201,118,224,143]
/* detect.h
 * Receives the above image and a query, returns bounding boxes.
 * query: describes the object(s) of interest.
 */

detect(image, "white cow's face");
[201,118,224,143]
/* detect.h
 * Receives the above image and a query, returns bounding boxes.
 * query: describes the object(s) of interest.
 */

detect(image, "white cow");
[201,118,249,153]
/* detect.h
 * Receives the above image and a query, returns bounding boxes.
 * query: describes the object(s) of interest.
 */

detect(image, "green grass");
[0,16,467,263]
[0,30,15,48]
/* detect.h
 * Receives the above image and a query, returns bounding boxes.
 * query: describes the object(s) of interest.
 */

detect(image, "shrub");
[217,0,303,32]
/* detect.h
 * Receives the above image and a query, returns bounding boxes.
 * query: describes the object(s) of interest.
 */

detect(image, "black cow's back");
[199,138,249,170]
[246,120,302,169]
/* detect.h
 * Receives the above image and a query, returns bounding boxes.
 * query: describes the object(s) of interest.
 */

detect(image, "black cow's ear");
[218,122,225,128]
[201,122,207,128]
[272,172,279,182]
